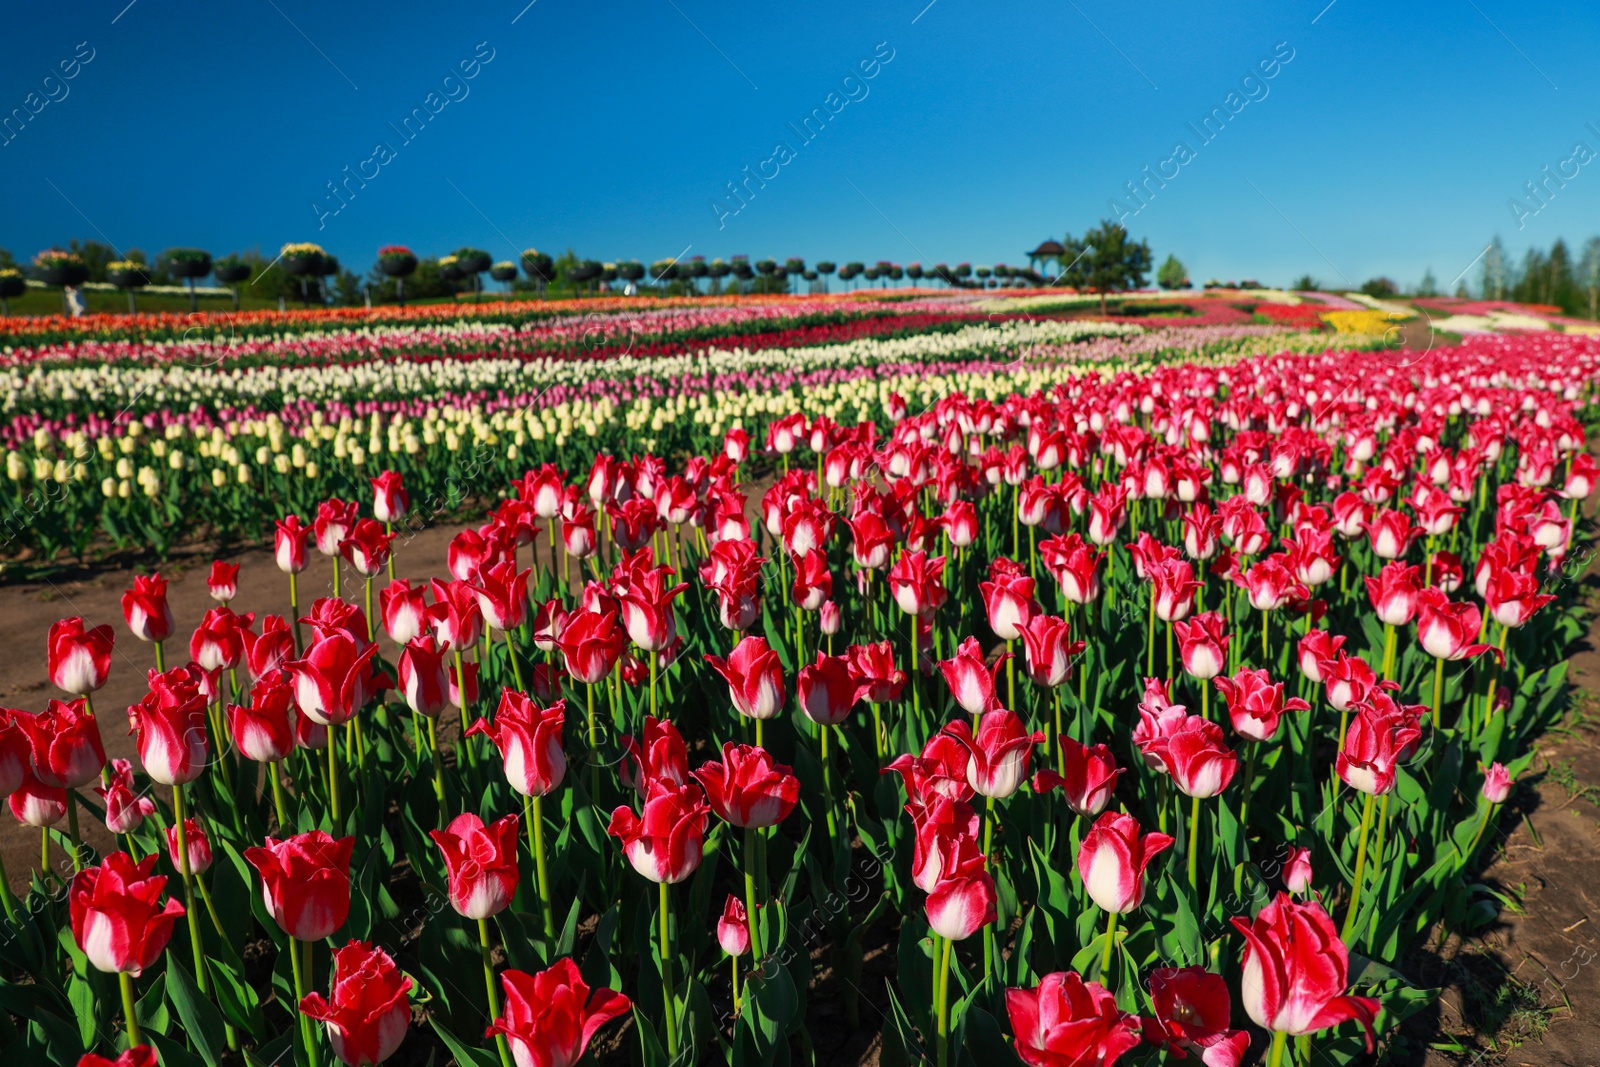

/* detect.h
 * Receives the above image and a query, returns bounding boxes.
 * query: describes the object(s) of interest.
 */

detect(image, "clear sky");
[3,0,1598,290]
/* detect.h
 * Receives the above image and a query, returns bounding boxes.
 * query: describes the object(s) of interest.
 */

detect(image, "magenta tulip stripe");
[0,313,1595,1067]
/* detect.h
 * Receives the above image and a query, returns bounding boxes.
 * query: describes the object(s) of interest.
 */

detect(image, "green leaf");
[165,958,229,1066]
[429,1016,500,1067]
[207,955,265,1037]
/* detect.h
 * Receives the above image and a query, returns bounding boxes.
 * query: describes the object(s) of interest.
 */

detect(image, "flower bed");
[0,314,1593,1067]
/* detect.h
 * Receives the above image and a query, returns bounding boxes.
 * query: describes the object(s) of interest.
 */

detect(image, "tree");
[1063,221,1153,312]
[1581,237,1600,320]
[814,260,835,293]
[1482,236,1507,300]
[1415,269,1439,297]
[1156,254,1189,290]
[1359,277,1398,298]
[1290,274,1319,292]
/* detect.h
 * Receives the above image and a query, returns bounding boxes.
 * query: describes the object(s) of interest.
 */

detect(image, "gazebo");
[1027,239,1066,275]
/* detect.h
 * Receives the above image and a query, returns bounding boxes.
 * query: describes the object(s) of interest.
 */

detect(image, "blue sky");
[2,0,1597,289]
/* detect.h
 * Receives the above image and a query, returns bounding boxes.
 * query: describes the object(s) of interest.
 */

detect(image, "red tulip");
[1036,737,1122,817]
[717,894,751,956]
[889,551,948,618]
[980,563,1038,641]
[1005,971,1142,1067]
[189,605,251,672]
[1232,555,1303,613]
[1415,589,1494,661]
[1139,711,1239,798]
[886,733,974,805]
[1077,811,1173,914]
[1322,653,1392,713]
[1018,613,1082,688]
[608,498,659,553]
[1182,505,1222,561]
[20,697,105,789]
[245,831,355,940]
[906,793,979,893]
[165,818,212,875]
[693,742,800,828]
[557,609,626,685]
[339,518,394,579]
[1484,568,1556,628]
[10,767,66,826]
[96,759,154,834]
[1231,893,1379,1047]
[529,599,569,655]
[607,778,710,883]
[228,675,296,763]
[70,852,186,975]
[848,512,895,570]
[467,691,567,797]
[1040,533,1103,605]
[207,560,239,603]
[397,635,450,718]
[379,580,430,646]
[299,940,413,1065]
[938,636,1005,716]
[924,829,996,941]
[704,635,786,721]
[847,641,906,704]
[128,664,209,785]
[429,812,520,919]
[447,527,491,583]
[562,506,598,558]
[1284,846,1313,893]
[1295,629,1345,683]
[274,514,311,574]
[941,500,979,547]
[48,617,114,695]
[121,574,174,644]
[791,550,833,611]
[487,958,631,1067]
[1149,558,1201,623]
[302,597,372,649]
[1213,668,1310,743]
[945,708,1043,799]
[314,499,359,558]
[1362,507,1421,560]
[1173,612,1230,682]
[797,652,871,726]
[617,570,688,651]
[428,578,484,651]
[724,428,751,462]
[1142,967,1251,1066]
[286,632,380,727]
[369,471,410,526]
[0,710,24,798]
[77,1047,159,1067]
[1335,703,1421,796]
[620,715,689,794]
[1364,561,1421,627]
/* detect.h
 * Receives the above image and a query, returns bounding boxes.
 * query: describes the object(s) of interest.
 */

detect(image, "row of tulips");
[0,327,1592,1067]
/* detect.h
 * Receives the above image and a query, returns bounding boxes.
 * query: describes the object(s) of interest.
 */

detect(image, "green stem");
[1340,791,1378,943]
[326,730,341,827]
[935,933,953,1067]
[743,826,764,962]
[1267,1029,1288,1067]
[1187,792,1202,897]
[270,761,291,833]
[1431,656,1446,730]
[532,794,554,941]
[1380,623,1396,681]
[660,880,679,1058]
[502,629,527,694]
[119,971,142,1047]
[1100,909,1119,980]
[1364,793,1391,950]
[820,724,839,848]
[65,792,83,872]
[428,717,448,816]
[479,917,514,1067]
[586,681,599,799]
[173,786,209,995]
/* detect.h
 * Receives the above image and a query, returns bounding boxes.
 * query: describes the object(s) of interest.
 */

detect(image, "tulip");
[228,675,297,764]
[21,697,105,789]
[692,742,800,829]
[299,941,413,1065]
[128,664,209,786]
[1232,894,1379,1058]
[48,617,114,696]
[888,550,948,618]
[315,499,359,558]
[1335,703,1421,797]
[487,958,631,1067]
[924,828,996,941]
[286,632,379,728]
[1284,846,1313,894]
[1362,507,1421,560]
[121,574,175,650]
[1041,533,1103,604]
[467,691,567,798]
[397,635,450,718]
[1005,971,1142,1067]
[371,470,410,524]
[1481,761,1513,804]
[847,641,906,704]
[96,759,155,835]
[704,636,786,726]
[1364,560,1421,628]
[938,636,1005,717]
[1141,967,1251,1067]
[164,818,212,875]
[245,830,355,940]
[10,768,66,827]
[791,549,833,611]
[1212,668,1310,744]
[620,715,690,794]
[275,514,311,574]
[1149,558,1201,623]
[429,578,484,651]
[379,580,431,646]
[70,852,185,987]
[338,517,394,579]
[607,778,710,884]
[1142,712,1239,799]
[1035,737,1122,817]
[429,812,520,920]
[1173,612,1230,684]
[885,733,974,806]
[717,894,751,956]
[242,614,295,684]
[848,512,895,570]
[1018,613,1082,689]
[980,565,1038,641]
[1078,811,1174,916]
[944,709,1043,800]
[616,569,688,652]
[471,560,533,633]
[1296,629,1345,684]
[206,560,239,604]
[798,652,871,726]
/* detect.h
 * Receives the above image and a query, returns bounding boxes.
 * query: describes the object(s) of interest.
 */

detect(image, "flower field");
[0,297,1595,1067]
